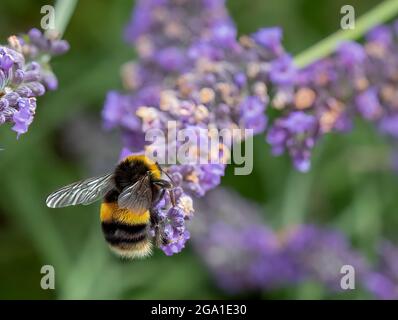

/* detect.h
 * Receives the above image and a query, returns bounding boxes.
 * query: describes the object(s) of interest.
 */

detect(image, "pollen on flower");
[177,195,194,216]
[246,62,261,79]
[136,36,154,58]
[364,42,386,58]
[186,171,199,184]
[199,88,215,104]
[121,62,141,90]
[380,85,397,105]
[136,106,158,121]
[354,77,369,91]
[160,90,179,112]
[271,90,290,110]
[253,82,268,99]
[294,87,316,110]
[194,104,209,122]
[239,35,255,48]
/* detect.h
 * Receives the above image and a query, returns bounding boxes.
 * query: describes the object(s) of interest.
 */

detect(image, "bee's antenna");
[157,162,176,187]
[156,162,177,207]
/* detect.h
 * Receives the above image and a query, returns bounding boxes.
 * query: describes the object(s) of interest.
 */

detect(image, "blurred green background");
[0,0,396,299]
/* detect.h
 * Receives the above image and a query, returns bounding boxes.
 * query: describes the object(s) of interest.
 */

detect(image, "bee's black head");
[114,158,151,191]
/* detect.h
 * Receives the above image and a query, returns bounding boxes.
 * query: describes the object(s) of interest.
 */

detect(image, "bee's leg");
[153,179,176,206]
[168,188,176,207]
[153,179,172,189]
[152,187,166,207]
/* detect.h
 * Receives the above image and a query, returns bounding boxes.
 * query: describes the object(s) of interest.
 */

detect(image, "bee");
[46,155,174,259]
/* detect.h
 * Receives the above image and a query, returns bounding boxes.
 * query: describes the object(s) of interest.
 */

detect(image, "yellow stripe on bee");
[100,202,150,225]
[110,241,153,259]
[123,154,161,179]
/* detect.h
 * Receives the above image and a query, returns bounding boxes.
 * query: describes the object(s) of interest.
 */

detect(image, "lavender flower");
[266,19,398,171]
[0,29,69,138]
[151,184,194,255]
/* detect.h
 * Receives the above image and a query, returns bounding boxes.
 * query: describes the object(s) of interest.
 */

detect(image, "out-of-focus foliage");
[0,0,395,299]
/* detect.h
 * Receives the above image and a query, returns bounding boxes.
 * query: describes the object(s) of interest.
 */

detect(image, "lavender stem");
[54,0,78,36]
[294,0,398,68]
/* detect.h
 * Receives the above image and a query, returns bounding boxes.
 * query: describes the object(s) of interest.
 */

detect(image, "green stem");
[54,0,78,36]
[294,0,398,68]
[280,169,314,227]
[279,144,325,228]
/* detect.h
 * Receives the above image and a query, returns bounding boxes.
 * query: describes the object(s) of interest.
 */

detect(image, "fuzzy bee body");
[46,155,172,259]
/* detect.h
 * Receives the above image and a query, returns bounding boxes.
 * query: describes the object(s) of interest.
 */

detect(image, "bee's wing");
[46,173,114,208]
[117,175,152,215]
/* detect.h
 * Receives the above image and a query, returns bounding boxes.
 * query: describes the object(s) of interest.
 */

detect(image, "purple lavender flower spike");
[0,29,69,138]
[152,189,194,256]
[265,19,398,171]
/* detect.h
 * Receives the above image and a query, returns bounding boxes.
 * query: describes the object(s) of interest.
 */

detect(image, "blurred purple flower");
[283,225,368,290]
[364,241,398,299]
[192,188,373,294]
[379,115,398,138]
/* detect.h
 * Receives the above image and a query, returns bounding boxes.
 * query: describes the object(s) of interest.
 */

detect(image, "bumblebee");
[46,155,174,259]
